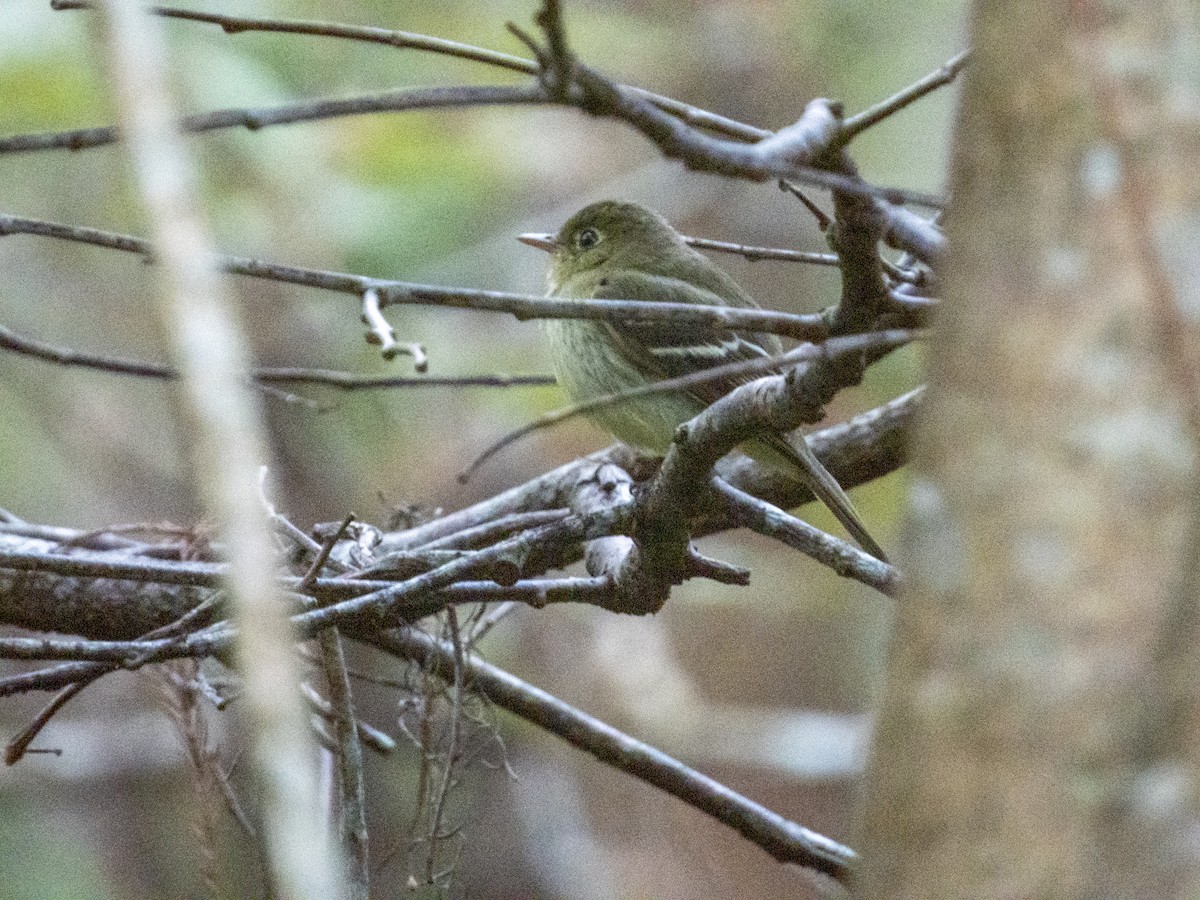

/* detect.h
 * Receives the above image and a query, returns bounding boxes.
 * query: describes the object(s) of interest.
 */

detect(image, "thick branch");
[0,389,918,643]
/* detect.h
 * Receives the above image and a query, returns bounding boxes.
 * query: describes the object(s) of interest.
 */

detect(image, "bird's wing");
[590,270,888,562]
[589,269,782,407]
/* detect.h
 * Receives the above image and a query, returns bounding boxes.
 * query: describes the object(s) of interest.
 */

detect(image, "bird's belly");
[543,318,700,454]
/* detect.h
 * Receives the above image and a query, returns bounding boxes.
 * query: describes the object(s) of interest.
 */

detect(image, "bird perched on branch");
[519,200,886,561]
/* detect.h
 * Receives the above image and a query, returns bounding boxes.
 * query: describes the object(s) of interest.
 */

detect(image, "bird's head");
[519,201,683,291]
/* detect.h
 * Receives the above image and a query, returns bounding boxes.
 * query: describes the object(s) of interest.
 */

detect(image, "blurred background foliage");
[0,1,965,896]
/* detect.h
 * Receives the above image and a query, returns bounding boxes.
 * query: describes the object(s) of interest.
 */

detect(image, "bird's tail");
[753,434,888,563]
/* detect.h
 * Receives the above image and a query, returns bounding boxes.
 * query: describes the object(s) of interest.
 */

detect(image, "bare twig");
[711,477,899,596]
[299,515,356,588]
[682,235,840,265]
[464,601,518,645]
[258,368,554,391]
[0,662,131,696]
[318,628,370,899]
[415,510,570,552]
[0,321,553,390]
[0,84,548,154]
[779,179,833,231]
[460,331,915,482]
[361,287,426,369]
[840,50,971,142]
[0,323,176,379]
[425,610,466,887]
[0,214,829,342]
[301,682,397,756]
[572,59,941,207]
[533,0,572,101]
[5,681,89,764]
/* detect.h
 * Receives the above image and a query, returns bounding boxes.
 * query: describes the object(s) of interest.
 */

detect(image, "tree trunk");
[856,1,1200,897]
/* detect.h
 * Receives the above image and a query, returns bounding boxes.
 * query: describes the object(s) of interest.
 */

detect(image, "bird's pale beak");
[517,232,556,252]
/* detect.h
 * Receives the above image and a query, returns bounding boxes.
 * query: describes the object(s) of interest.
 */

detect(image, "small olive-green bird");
[519,200,886,561]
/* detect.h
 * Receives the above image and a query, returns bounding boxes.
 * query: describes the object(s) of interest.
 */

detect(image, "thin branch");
[0,323,175,379]
[460,330,918,482]
[54,1,540,74]
[414,510,570,552]
[0,624,228,663]
[260,369,555,390]
[568,61,941,207]
[319,628,370,899]
[711,477,899,596]
[840,50,972,142]
[0,661,121,697]
[299,515,356,588]
[301,683,397,756]
[1,323,550,391]
[0,85,548,154]
[425,609,465,887]
[533,0,572,101]
[0,214,830,342]
[681,235,840,265]
[465,601,518,645]
[5,680,90,764]
[362,287,427,370]
[779,179,833,231]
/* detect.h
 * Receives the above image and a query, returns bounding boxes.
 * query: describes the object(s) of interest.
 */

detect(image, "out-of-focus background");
[0,1,964,896]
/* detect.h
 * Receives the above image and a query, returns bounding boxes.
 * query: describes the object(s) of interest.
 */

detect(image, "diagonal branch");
[359,625,857,880]
[460,330,915,481]
[840,50,971,142]
[593,330,917,612]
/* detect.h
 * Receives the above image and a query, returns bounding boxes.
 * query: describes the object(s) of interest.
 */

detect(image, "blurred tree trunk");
[856,1,1200,897]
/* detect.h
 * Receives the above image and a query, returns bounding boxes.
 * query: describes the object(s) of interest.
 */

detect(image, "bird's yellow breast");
[542,318,701,454]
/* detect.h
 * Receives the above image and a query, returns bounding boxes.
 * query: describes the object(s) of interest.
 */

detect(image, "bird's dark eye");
[576,228,601,250]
